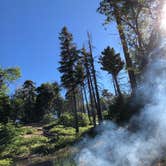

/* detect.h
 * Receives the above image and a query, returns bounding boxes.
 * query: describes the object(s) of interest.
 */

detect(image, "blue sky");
[0,0,127,94]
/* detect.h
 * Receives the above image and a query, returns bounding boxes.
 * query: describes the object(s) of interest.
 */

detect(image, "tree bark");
[73,90,79,133]
[112,76,118,96]
[113,75,122,98]
[87,32,103,123]
[88,76,96,127]
[113,5,137,93]
[82,84,92,124]
[83,50,96,127]
[80,87,86,113]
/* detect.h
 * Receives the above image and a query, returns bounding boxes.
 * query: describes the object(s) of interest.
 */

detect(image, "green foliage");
[0,121,92,165]
[14,80,37,123]
[0,158,13,166]
[99,47,124,97]
[42,113,56,124]
[22,127,35,135]
[58,26,82,133]
[102,110,110,120]
[0,96,11,123]
[50,125,75,135]
[30,143,55,155]
[0,123,49,159]
[36,82,61,122]
[0,67,21,97]
[77,112,89,127]
[43,120,59,130]
[99,47,124,76]
[59,113,74,127]
[0,123,19,150]
[107,94,142,123]
[58,27,80,90]
[59,112,89,127]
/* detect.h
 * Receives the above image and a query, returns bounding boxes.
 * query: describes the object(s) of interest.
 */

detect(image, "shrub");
[0,159,13,166]
[42,114,56,124]
[102,111,110,120]
[21,127,35,135]
[59,113,74,127]
[0,123,19,150]
[49,125,75,135]
[77,113,89,127]
[108,94,143,123]
[59,112,89,127]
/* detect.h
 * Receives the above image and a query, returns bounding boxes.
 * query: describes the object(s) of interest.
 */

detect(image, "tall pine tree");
[99,46,124,97]
[58,27,80,133]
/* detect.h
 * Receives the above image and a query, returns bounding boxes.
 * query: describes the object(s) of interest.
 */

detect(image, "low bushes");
[59,112,89,127]
[107,95,143,123]
[0,158,13,166]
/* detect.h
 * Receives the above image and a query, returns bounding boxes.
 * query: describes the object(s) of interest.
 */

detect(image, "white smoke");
[76,57,166,165]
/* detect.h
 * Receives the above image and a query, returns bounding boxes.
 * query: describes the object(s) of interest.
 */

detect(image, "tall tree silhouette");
[99,47,124,97]
[16,80,36,123]
[82,47,96,126]
[58,27,79,133]
[97,0,137,92]
[87,33,103,123]
[36,82,60,121]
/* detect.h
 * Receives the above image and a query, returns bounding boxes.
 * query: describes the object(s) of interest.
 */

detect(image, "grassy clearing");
[0,122,92,165]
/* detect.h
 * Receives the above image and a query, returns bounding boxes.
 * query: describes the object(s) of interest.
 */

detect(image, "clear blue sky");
[0,0,127,94]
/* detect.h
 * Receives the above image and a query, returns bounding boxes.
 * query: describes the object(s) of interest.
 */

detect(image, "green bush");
[77,113,89,127]
[59,113,74,127]
[0,159,13,166]
[21,127,35,135]
[59,112,89,127]
[102,111,110,120]
[0,123,19,151]
[108,94,143,123]
[42,113,55,124]
[49,125,75,135]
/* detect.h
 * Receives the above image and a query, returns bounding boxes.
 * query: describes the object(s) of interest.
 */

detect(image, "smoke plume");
[76,53,166,165]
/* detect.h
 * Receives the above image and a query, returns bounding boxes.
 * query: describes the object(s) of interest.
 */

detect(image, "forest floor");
[1,123,166,166]
[0,122,93,166]
[22,124,43,138]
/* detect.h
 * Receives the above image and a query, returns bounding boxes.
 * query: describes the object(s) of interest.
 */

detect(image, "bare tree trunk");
[87,32,103,123]
[113,6,137,93]
[112,76,118,96]
[83,50,96,126]
[113,75,122,98]
[80,87,86,113]
[82,84,92,124]
[87,76,96,127]
[73,89,79,133]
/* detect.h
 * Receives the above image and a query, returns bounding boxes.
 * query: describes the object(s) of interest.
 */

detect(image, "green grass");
[49,125,75,135]
[0,158,13,166]
[0,123,93,165]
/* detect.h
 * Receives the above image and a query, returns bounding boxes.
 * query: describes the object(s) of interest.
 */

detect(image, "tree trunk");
[87,77,96,127]
[113,6,137,93]
[82,84,92,124]
[80,87,86,113]
[73,90,79,133]
[83,51,96,127]
[112,76,118,96]
[87,32,103,123]
[113,75,122,98]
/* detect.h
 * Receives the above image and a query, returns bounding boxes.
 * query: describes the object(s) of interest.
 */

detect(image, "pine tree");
[17,80,37,123]
[99,47,124,97]
[97,0,137,92]
[58,27,79,133]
